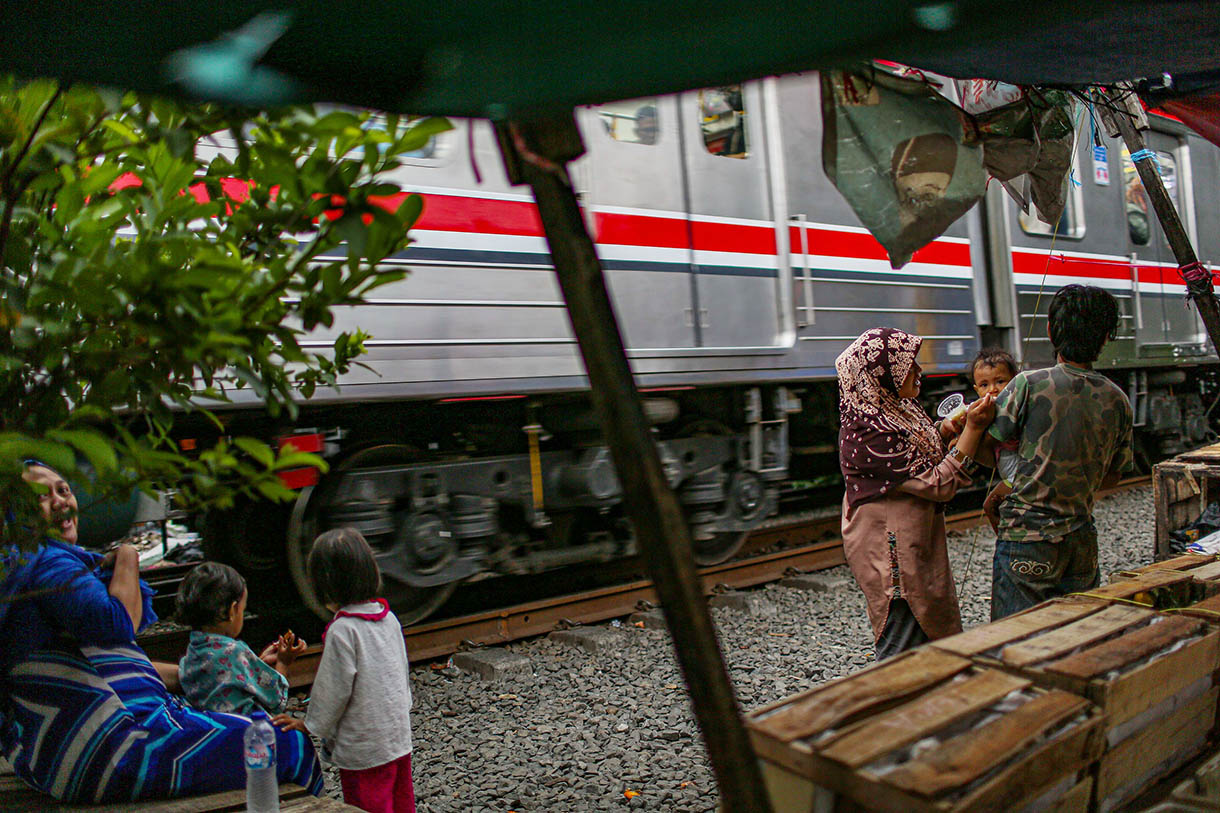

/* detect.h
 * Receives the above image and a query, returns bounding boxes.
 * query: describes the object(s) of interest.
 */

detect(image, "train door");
[677,82,788,349]
[1120,132,1207,354]
[579,98,699,350]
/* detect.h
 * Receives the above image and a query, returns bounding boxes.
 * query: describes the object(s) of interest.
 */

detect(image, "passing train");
[196,74,1220,624]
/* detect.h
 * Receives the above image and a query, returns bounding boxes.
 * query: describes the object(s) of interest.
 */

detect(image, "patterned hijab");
[836,327,945,508]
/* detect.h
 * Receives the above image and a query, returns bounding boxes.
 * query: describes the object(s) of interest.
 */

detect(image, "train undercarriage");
[200,365,1220,626]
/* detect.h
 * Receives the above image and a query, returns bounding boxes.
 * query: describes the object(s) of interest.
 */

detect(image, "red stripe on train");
[1011,250,1187,287]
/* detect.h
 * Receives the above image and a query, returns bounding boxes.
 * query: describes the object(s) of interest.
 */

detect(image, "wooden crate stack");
[1155,442,1220,559]
[933,596,1220,811]
[745,648,1103,812]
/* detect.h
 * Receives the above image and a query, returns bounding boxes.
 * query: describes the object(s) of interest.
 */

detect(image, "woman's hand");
[272,713,308,733]
[938,414,965,442]
[966,393,995,428]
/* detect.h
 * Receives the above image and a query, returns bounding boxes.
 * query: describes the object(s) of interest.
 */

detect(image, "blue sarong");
[1,641,323,803]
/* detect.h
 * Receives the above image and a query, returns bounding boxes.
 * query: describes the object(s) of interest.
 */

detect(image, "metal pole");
[1105,87,1220,355]
[495,113,771,813]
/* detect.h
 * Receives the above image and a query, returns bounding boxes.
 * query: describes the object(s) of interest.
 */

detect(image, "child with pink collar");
[275,529,414,813]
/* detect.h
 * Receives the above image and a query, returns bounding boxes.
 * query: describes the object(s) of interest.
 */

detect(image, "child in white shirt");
[275,528,414,813]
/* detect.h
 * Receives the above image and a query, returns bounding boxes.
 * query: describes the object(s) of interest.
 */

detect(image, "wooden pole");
[495,113,771,813]
[1104,87,1220,355]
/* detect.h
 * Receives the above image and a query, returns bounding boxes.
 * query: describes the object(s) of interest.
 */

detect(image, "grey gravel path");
[321,485,1155,811]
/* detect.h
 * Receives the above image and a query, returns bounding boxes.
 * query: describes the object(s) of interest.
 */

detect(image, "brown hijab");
[836,328,945,508]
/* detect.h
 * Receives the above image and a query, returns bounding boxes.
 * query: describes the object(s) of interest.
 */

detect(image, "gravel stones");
[315,486,1155,812]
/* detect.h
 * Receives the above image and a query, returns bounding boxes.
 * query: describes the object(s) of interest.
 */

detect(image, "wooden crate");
[934,595,1220,811]
[746,648,1103,812]
[1155,444,1220,559]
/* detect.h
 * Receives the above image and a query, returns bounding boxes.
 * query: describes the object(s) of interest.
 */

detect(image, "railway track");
[139,475,1152,688]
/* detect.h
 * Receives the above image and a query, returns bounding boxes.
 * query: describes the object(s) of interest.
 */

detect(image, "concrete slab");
[628,609,669,630]
[549,626,625,654]
[451,648,532,681]
[708,592,774,615]
[779,574,853,591]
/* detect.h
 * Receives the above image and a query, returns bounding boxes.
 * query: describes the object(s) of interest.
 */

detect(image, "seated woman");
[0,462,323,803]
[835,328,994,661]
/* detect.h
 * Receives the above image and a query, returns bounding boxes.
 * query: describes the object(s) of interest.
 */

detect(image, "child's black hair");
[175,561,246,629]
[1048,284,1119,363]
[308,527,382,608]
[970,348,1018,381]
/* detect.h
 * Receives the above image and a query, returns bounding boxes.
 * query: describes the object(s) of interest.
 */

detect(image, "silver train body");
[203,75,1220,621]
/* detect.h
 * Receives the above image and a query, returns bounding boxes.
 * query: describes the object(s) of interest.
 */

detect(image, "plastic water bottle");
[244,711,279,812]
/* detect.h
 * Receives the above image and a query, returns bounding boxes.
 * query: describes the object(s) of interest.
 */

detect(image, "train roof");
[1,1,1218,116]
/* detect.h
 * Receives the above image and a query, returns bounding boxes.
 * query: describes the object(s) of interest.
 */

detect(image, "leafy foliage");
[0,77,449,548]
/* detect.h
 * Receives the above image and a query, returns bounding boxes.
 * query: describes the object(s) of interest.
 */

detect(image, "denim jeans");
[991,525,1100,621]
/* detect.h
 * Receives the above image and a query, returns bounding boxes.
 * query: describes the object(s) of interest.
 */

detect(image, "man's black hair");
[1047,284,1119,363]
[175,561,246,629]
[308,527,382,608]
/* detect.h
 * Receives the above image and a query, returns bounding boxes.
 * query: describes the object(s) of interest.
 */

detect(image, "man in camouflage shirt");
[987,285,1134,619]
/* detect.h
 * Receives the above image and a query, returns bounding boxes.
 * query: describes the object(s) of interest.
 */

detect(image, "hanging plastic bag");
[821,67,986,269]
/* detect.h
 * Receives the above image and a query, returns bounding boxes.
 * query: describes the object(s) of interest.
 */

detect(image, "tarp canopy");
[2,1,1219,116]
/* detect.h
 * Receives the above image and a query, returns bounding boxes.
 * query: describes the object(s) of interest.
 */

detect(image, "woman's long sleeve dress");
[840,453,971,642]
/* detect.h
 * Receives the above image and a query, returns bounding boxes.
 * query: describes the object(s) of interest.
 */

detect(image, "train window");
[1120,147,1178,245]
[1017,152,1085,238]
[699,86,748,158]
[596,99,659,145]
[360,112,446,162]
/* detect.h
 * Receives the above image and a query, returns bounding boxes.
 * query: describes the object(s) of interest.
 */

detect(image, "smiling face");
[897,360,922,399]
[22,465,79,545]
[973,362,1014,398]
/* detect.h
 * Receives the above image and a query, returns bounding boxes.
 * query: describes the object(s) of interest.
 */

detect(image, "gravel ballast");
[321,485,1156,811]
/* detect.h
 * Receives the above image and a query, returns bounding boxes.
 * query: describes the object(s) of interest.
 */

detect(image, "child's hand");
[259,641,279,666]
[272,713,308,733]
[276,631,307,666]
[966,393,995,428]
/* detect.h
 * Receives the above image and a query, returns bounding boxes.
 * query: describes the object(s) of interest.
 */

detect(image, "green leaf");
[232,436,275,467]
[46,428,119,474]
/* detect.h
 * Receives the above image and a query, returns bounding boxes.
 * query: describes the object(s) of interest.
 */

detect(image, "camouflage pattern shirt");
[988,363,1134,542]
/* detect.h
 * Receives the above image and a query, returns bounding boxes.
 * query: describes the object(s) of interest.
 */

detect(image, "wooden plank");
[0,784,310,813]
[1131,554,1215,574]
[281,797,361,811]
[1087,570,1193,599]
[1187,561,1220,581]
[1042,616,1203,680]
[820,670,1031,769]
[881,690,1090,798]
[750,648,970,744]
[1095,687,1218,806]
[932,598,1103,658]
[1181,592,1220,621]
[1000,605,1152,667]
[1100,629,1220,727]
[1178,444,1220,462]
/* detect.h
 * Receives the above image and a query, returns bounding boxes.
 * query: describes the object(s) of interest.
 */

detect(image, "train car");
[197,74,1220,624]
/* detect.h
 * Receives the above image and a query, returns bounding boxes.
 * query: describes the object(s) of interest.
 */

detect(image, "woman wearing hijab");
[0,462,323,803]
[836,328,994,660]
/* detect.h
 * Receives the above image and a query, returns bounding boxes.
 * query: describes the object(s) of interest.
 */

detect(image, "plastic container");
[244,711,279,812]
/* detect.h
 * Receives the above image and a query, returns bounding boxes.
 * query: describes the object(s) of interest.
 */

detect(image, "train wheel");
[286,444,457,626]
[676,418,751,566]
[692,531,748,566]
